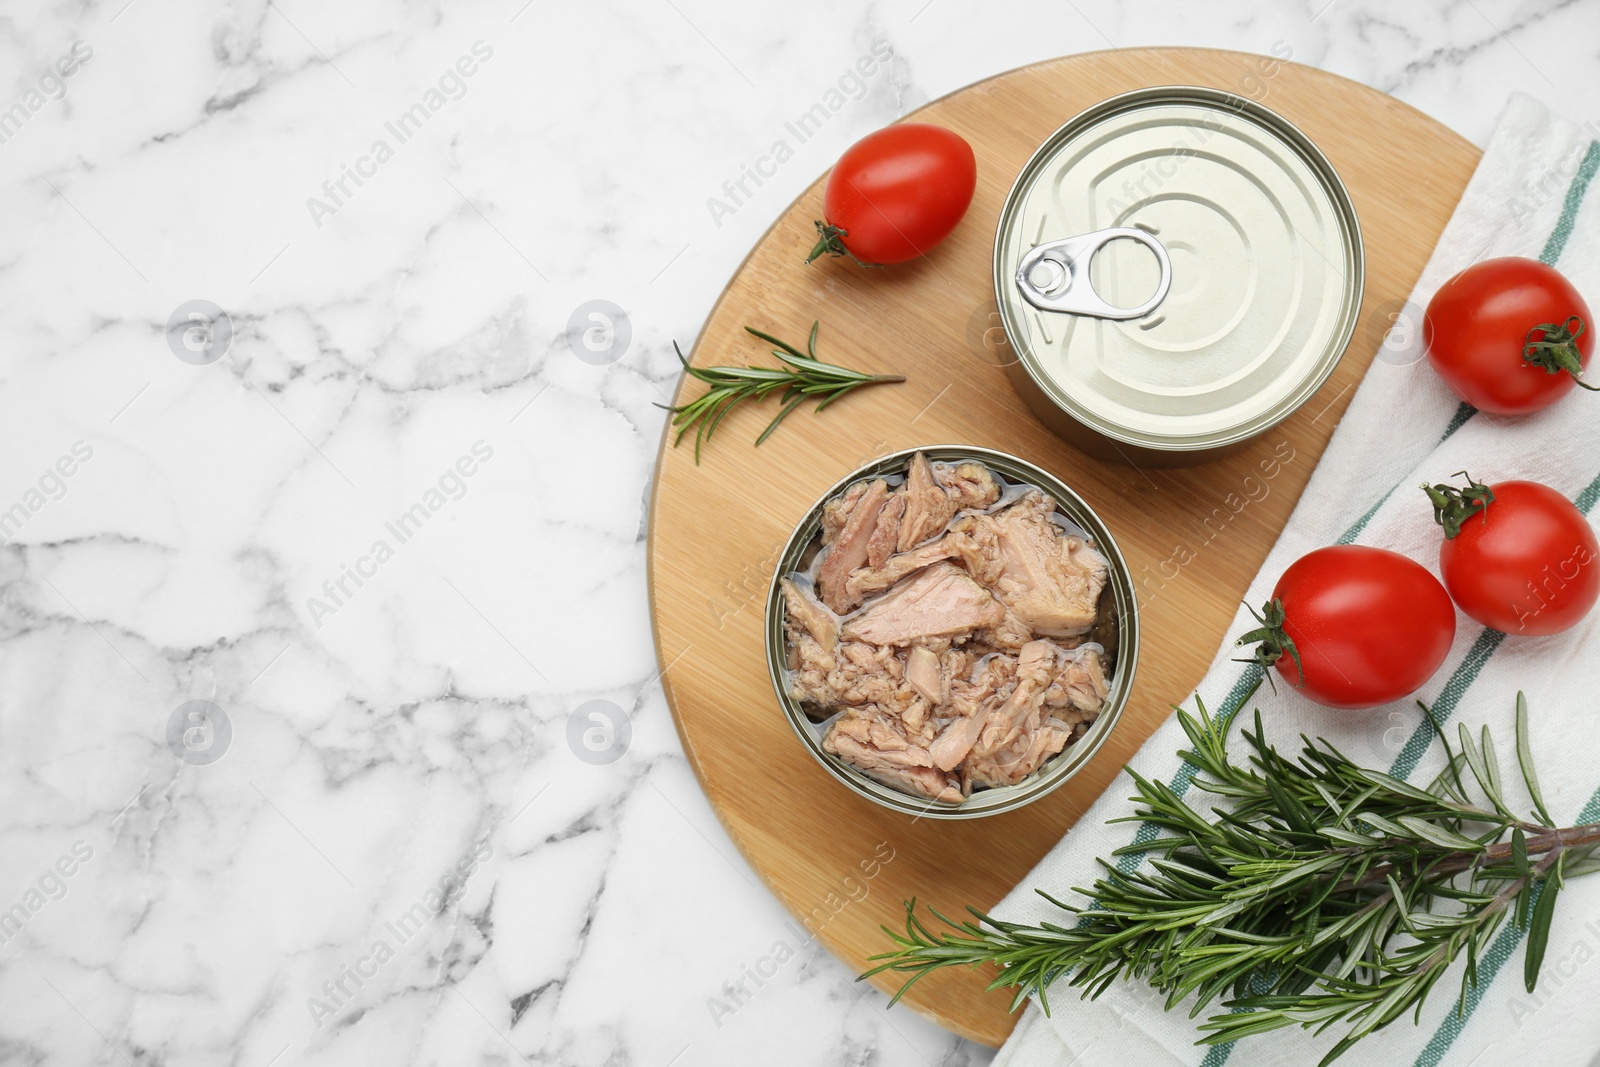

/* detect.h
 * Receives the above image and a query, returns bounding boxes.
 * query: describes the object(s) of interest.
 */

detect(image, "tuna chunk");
[929,714,984,772]
[927,652,1014,771]
[866,493,906,569]
[973,640,1056,757]
[952,492,1108,637]
[821,480,869,545]
[842,562,1006,647]
[934,461,1002,510]
[790,639,925,723]
[1043,647,1109,719]
[975,608,1035,651]
[781,578,837,651]
[824,713,962,804]
[841,534,961,608]
[786,628,838,702]
[962,641,1101,786]
[966,655,1014,703]
[816,479,890,612]
[967,719,1074,789]
[826,711,931,763]
[905,646,947,706]
[897,452,958,552]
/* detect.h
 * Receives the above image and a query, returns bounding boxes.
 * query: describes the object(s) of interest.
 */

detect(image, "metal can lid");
[995,86,1364,452]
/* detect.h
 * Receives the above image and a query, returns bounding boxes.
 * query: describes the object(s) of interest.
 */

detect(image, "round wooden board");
[647,48,1480,1047]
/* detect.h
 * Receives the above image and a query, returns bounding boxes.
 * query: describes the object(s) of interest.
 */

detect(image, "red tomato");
[808,123,976,266]
[1433,479,1599,636]
[1239,546,1456,710]
[1423,257,1595,415]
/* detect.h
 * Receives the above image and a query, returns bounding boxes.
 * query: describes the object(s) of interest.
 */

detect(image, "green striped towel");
[991,92,1600,1067]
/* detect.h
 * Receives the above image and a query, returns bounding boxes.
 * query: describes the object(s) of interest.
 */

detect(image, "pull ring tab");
[1015,226,1172,321]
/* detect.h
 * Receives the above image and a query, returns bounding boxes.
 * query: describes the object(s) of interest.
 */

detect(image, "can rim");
[992,84,1365,453]
[764,444,1141,820]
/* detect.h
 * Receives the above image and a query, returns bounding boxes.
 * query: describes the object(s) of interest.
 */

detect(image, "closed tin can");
[764,445,1139,819]
[994,86,1364,466]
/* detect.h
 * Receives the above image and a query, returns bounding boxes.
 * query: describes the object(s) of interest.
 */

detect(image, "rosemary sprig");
[661,322,904,462]
[864,690,1600,1066]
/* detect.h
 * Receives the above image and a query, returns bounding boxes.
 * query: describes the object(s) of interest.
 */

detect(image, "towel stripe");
[1539,140,1600,266]
[1387,628,1503,779]
[1336,402,1476,545]
[1191,138,1600,1067]
[1110,664,1265,876]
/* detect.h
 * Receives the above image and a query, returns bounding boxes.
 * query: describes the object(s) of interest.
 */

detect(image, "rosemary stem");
[1486,821,1600,861]
[1482,846,1564,926]
[1331,821,1600,894]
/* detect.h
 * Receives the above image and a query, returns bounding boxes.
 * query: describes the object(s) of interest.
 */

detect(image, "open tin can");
[995,86,1364,466]
[764,445,1139,819]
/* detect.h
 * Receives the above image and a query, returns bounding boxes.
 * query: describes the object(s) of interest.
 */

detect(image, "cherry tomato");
[808,123,976,267]
[1427,477,1599,636]
[1239,546,1456,710]
[1423,257,1595,415]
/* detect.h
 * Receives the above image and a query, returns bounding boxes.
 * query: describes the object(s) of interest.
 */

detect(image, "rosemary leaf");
[1524,851,1561,992]
[1515,692,1555,826]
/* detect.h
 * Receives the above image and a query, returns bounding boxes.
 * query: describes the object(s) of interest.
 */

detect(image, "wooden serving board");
[647,48,1479,1047]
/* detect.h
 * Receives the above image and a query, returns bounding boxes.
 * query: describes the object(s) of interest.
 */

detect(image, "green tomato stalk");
[1522,315,1599,390]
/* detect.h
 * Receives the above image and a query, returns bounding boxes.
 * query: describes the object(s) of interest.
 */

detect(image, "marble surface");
[2,1,1597,1064]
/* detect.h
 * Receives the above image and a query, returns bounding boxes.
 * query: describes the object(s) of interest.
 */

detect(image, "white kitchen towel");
[990,92,1600,1067]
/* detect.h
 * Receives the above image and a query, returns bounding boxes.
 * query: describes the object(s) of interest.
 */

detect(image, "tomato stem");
[1232,598,1305,691]
[1522,315,1599,390]
[1422,470,1495,539]
[805,221,879,268]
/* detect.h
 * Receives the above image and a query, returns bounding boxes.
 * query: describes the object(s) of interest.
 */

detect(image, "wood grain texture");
[646,48,1479,1047]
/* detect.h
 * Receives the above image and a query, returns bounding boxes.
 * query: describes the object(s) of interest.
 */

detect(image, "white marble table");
[3,1,1596,1064]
